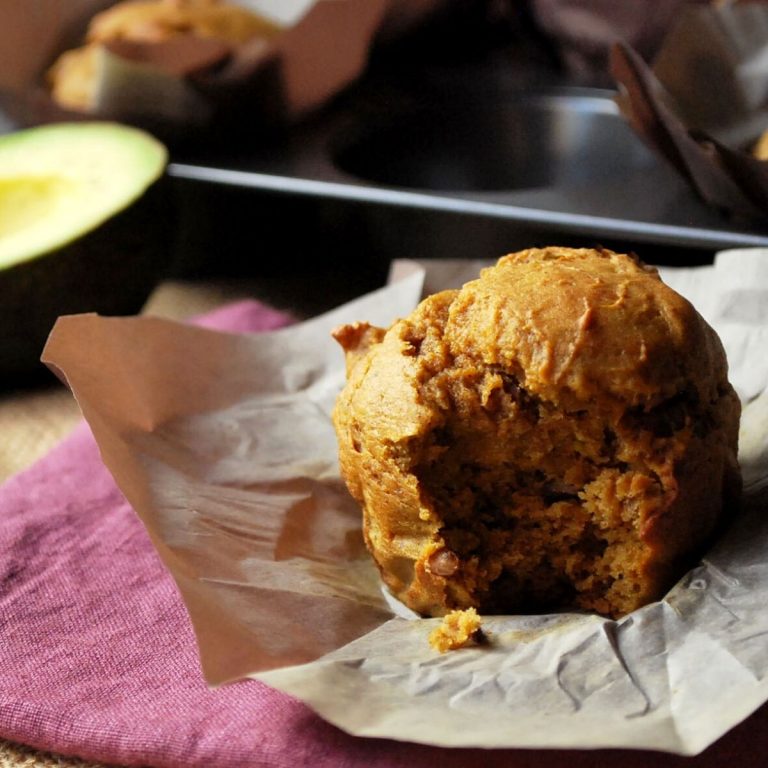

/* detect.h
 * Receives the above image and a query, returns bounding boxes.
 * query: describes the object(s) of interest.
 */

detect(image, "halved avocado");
[0,122,169,384]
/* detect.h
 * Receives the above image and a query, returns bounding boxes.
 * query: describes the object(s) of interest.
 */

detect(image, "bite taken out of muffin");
[332,247,742,620]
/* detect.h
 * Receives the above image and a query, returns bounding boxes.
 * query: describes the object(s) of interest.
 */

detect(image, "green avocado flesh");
[0,122,167,267]
[0,122,169,383]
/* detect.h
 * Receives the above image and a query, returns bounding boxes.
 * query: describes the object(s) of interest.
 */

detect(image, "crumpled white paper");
[43,249,768,756]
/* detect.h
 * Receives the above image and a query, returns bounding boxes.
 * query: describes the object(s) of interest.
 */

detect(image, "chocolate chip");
[428,548,460,577]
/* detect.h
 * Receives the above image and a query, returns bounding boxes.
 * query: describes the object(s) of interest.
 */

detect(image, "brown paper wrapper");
[610,4,768,221]
[41,272,424,684]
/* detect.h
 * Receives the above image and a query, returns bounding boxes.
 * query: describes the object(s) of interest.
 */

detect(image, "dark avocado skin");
[1,176,174,387]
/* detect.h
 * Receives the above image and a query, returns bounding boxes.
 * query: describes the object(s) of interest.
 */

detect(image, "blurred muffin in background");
[47,0,279,112]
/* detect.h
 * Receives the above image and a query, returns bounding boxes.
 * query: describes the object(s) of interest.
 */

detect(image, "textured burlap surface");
[0,741,109,768]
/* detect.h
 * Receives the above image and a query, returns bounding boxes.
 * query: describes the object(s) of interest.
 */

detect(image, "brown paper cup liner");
[611,42,768,221]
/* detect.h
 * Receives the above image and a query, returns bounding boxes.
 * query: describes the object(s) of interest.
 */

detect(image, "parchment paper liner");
[610,3,768,220]
[41,251,768,755]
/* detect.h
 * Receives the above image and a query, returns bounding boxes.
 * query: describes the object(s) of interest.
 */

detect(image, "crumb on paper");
[428,608,486,653]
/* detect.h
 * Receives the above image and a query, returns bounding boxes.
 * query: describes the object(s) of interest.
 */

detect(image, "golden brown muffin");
[47,0,278,112]
[84,0,278,46]
[332,247,742,619]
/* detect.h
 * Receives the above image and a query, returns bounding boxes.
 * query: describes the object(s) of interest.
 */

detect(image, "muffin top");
[440,247,728,408]
[334,247,736,471]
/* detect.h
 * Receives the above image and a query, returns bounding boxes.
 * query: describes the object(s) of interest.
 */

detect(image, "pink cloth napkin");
[2,300,768,768]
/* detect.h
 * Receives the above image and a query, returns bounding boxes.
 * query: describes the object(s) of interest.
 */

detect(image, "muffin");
[47,0,278,112]
[332,247,741,619]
